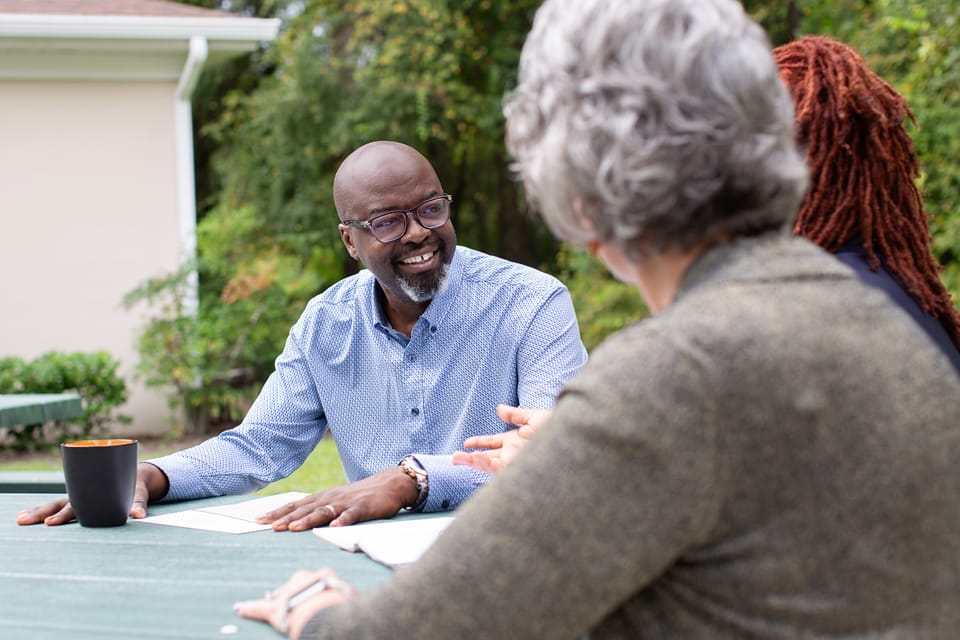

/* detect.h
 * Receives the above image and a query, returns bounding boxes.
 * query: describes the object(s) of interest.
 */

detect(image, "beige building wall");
[0,79,180,436]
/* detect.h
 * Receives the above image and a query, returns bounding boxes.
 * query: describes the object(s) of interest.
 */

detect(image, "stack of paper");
[133,492,308,534]
[133,492,455,566]
[313,516,455,568]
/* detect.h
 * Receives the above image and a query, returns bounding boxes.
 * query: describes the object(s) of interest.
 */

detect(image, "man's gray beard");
[397,262,450,303]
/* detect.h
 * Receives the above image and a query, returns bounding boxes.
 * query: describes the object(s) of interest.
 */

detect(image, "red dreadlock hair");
[774,35,960,349]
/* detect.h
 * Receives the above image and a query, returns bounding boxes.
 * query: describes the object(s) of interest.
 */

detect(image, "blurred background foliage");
[0,352,130,451]
[747,0,960,293]
[128,0,960,432]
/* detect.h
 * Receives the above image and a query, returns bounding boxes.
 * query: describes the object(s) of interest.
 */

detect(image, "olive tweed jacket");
[305,232,960,639]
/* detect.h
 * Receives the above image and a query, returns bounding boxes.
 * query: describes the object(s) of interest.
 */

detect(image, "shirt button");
[411,408,420,416]
[441,500,450,510]
[430,326,438,334]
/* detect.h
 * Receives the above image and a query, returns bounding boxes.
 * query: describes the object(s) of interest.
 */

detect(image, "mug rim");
[62,439,138,448]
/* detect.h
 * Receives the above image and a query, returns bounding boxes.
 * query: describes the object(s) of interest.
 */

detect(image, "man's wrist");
[139,462,170,501]
[398,455,429,510]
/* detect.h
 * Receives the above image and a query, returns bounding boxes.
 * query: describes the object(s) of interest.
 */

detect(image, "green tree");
[124,205,340,433]
[208,0,554,268]
[135,0,959,431]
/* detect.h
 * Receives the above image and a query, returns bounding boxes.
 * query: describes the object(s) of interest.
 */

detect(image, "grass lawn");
[256,437,346,496]
[0,436,347,495]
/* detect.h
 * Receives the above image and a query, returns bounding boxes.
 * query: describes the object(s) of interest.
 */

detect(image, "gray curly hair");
[504,0,809,259]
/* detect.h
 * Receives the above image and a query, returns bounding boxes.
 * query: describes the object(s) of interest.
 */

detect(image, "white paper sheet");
[133,492,309,534]
[313,516,455,567]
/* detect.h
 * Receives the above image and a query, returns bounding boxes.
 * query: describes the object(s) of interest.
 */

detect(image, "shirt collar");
[368,246,465,334]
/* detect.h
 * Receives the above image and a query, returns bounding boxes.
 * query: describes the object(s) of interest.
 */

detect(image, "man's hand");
[256,466,419,531]
[452,404,553,474]
[15,462,170,526]
[15,497,72,527]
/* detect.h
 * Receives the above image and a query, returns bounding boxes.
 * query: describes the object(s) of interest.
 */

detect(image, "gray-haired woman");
[237,0,960,637]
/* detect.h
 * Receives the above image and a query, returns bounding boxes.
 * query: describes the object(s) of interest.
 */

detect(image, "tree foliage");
[131,0,960,431]
[206,0,554,268]
[123,204,340,433]
[554,247,649,352]
[878,1,960,293]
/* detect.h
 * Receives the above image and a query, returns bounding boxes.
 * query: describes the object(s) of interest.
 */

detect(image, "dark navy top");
[835,240,960,378]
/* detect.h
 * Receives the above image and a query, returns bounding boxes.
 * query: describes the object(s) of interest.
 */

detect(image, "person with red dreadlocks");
[774,35,960,377]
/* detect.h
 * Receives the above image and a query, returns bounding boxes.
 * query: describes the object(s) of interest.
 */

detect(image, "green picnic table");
[0,393,83,429]
[0,394,81,493]
[1,493,403,639]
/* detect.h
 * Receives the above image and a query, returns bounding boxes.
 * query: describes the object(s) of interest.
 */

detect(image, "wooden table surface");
[0,493,398,639]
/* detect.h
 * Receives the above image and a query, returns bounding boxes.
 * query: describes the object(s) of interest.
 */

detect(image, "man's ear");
[338,224,360,261]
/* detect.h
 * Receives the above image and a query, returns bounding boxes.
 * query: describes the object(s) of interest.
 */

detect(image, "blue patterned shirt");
[149,247,587,511]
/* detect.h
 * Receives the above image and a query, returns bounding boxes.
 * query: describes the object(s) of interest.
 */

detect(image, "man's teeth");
[401,251,434,265]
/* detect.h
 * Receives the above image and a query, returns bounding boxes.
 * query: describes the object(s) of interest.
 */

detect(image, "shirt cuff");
[411,454,491,512]
[145,454,207,503]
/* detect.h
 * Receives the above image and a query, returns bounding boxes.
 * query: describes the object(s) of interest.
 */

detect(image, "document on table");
[313,516,455,568]
[132,492,309,534]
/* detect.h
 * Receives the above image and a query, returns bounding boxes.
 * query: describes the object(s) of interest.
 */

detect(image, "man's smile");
[398,249,437,266]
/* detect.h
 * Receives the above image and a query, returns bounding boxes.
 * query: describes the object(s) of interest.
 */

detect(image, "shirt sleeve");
[515,285,589,408]
[148,320,327,502]
[412,453,490,512]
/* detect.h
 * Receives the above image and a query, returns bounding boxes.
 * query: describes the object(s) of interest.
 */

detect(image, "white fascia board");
[0,14,280,43]
[0,14,279,80]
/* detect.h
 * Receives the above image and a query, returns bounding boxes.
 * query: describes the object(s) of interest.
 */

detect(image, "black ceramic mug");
[61,439,138,527]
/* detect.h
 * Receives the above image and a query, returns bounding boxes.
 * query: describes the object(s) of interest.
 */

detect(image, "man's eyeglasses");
[341,194,453,244]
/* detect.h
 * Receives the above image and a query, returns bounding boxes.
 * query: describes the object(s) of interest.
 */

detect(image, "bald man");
[18,141,587,530]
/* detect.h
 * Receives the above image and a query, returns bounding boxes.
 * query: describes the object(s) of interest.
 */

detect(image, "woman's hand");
[452,405,553,474]
[234,569,355,639]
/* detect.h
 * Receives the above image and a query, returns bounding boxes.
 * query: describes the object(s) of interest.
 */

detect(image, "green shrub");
[0,351,130,452]
[123,205,342,435]
[554,245,650,352]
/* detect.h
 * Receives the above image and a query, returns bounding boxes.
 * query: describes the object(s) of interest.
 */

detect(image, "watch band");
[399,455,429,510]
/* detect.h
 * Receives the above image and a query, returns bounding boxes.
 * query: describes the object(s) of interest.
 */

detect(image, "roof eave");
[0,13,280,80]
[0,13,281,46]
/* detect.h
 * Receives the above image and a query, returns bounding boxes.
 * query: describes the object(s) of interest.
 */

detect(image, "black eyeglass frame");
[340,194,453,244]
